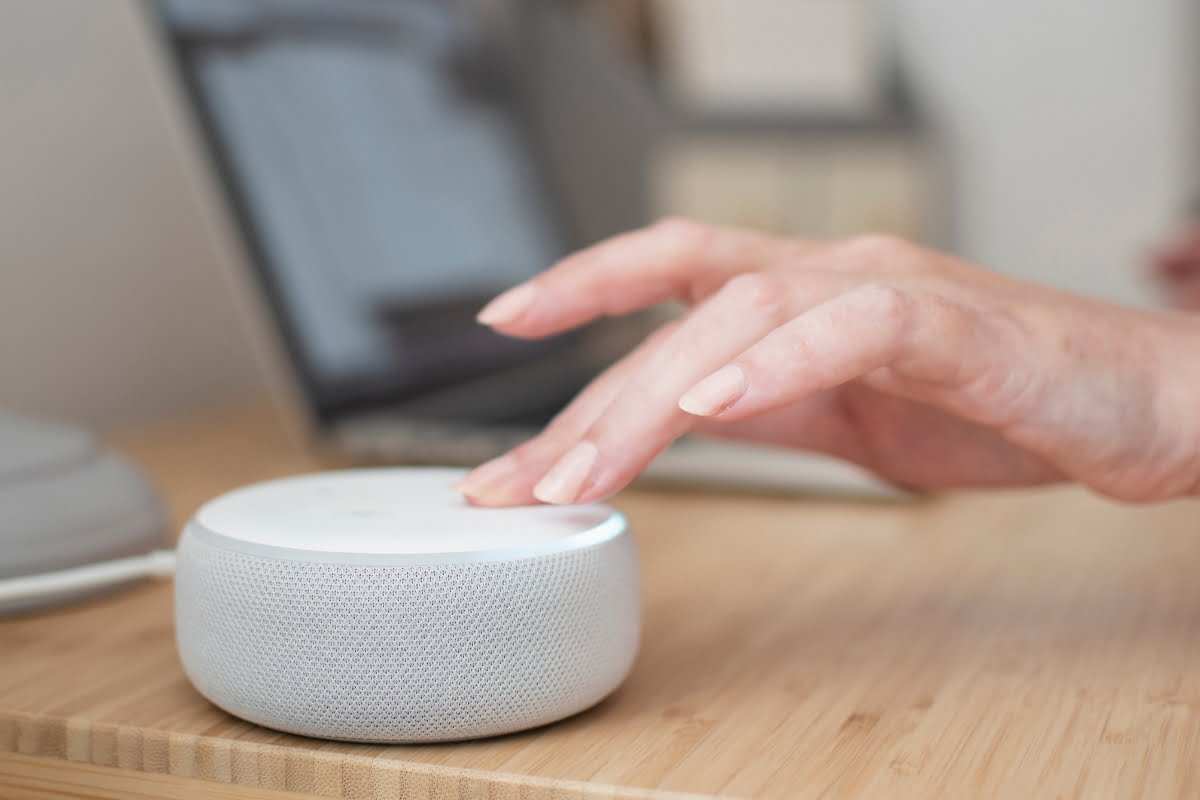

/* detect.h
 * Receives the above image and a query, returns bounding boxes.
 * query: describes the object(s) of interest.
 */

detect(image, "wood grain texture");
[0,752,326,800]
[3,399,1200,798]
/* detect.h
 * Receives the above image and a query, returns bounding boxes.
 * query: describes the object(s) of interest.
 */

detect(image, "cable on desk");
[0,550,177,605]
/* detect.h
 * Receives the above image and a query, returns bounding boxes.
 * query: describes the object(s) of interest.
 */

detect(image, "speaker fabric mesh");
[174,525,640,743]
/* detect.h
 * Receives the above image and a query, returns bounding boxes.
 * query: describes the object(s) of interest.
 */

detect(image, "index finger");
[476,218,817,339]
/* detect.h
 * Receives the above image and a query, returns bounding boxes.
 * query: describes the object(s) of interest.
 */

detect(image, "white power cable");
[0,550,176,605]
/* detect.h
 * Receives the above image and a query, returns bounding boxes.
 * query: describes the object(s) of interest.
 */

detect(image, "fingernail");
[477,283,537,326]
[456,454,518,497]
[533,442,598,504]
[679,365,748,417]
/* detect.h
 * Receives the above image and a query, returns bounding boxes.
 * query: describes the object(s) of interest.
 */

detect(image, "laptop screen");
[154,0,623,427]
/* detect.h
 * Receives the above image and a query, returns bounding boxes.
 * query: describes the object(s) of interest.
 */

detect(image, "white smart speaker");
[174,468,640,743]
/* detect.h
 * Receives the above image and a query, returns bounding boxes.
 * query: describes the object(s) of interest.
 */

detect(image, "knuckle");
[839,233,915,269]
[925,292,973,339]
[720,272,787,315]
[767,322,817,372]
[649,216,715,257]
[854,281,915,328]
[668,320,720,365]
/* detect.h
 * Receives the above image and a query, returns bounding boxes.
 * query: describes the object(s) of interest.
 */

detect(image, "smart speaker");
[174,468,640,743]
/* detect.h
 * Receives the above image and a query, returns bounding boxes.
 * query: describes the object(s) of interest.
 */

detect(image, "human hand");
[457,220,1200,505]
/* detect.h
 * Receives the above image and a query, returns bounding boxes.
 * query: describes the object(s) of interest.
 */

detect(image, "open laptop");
[150,0,899,499]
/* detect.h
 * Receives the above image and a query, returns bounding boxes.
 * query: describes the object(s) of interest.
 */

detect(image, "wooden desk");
[3,401,1199,799]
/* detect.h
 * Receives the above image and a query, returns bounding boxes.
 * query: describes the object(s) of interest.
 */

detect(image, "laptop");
[149,0,899,499]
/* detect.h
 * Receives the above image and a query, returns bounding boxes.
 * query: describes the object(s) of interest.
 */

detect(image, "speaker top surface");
[193,468,624,561]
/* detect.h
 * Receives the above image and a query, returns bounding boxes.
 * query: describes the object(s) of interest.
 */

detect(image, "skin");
[1151,220,1200,311]
[455,219,1200,506]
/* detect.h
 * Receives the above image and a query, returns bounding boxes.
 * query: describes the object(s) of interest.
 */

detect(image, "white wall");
[888,0,1198,305]
[0,1,262,429]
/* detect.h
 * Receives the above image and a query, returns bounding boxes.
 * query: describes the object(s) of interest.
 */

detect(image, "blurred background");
[0,0,1196,431]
